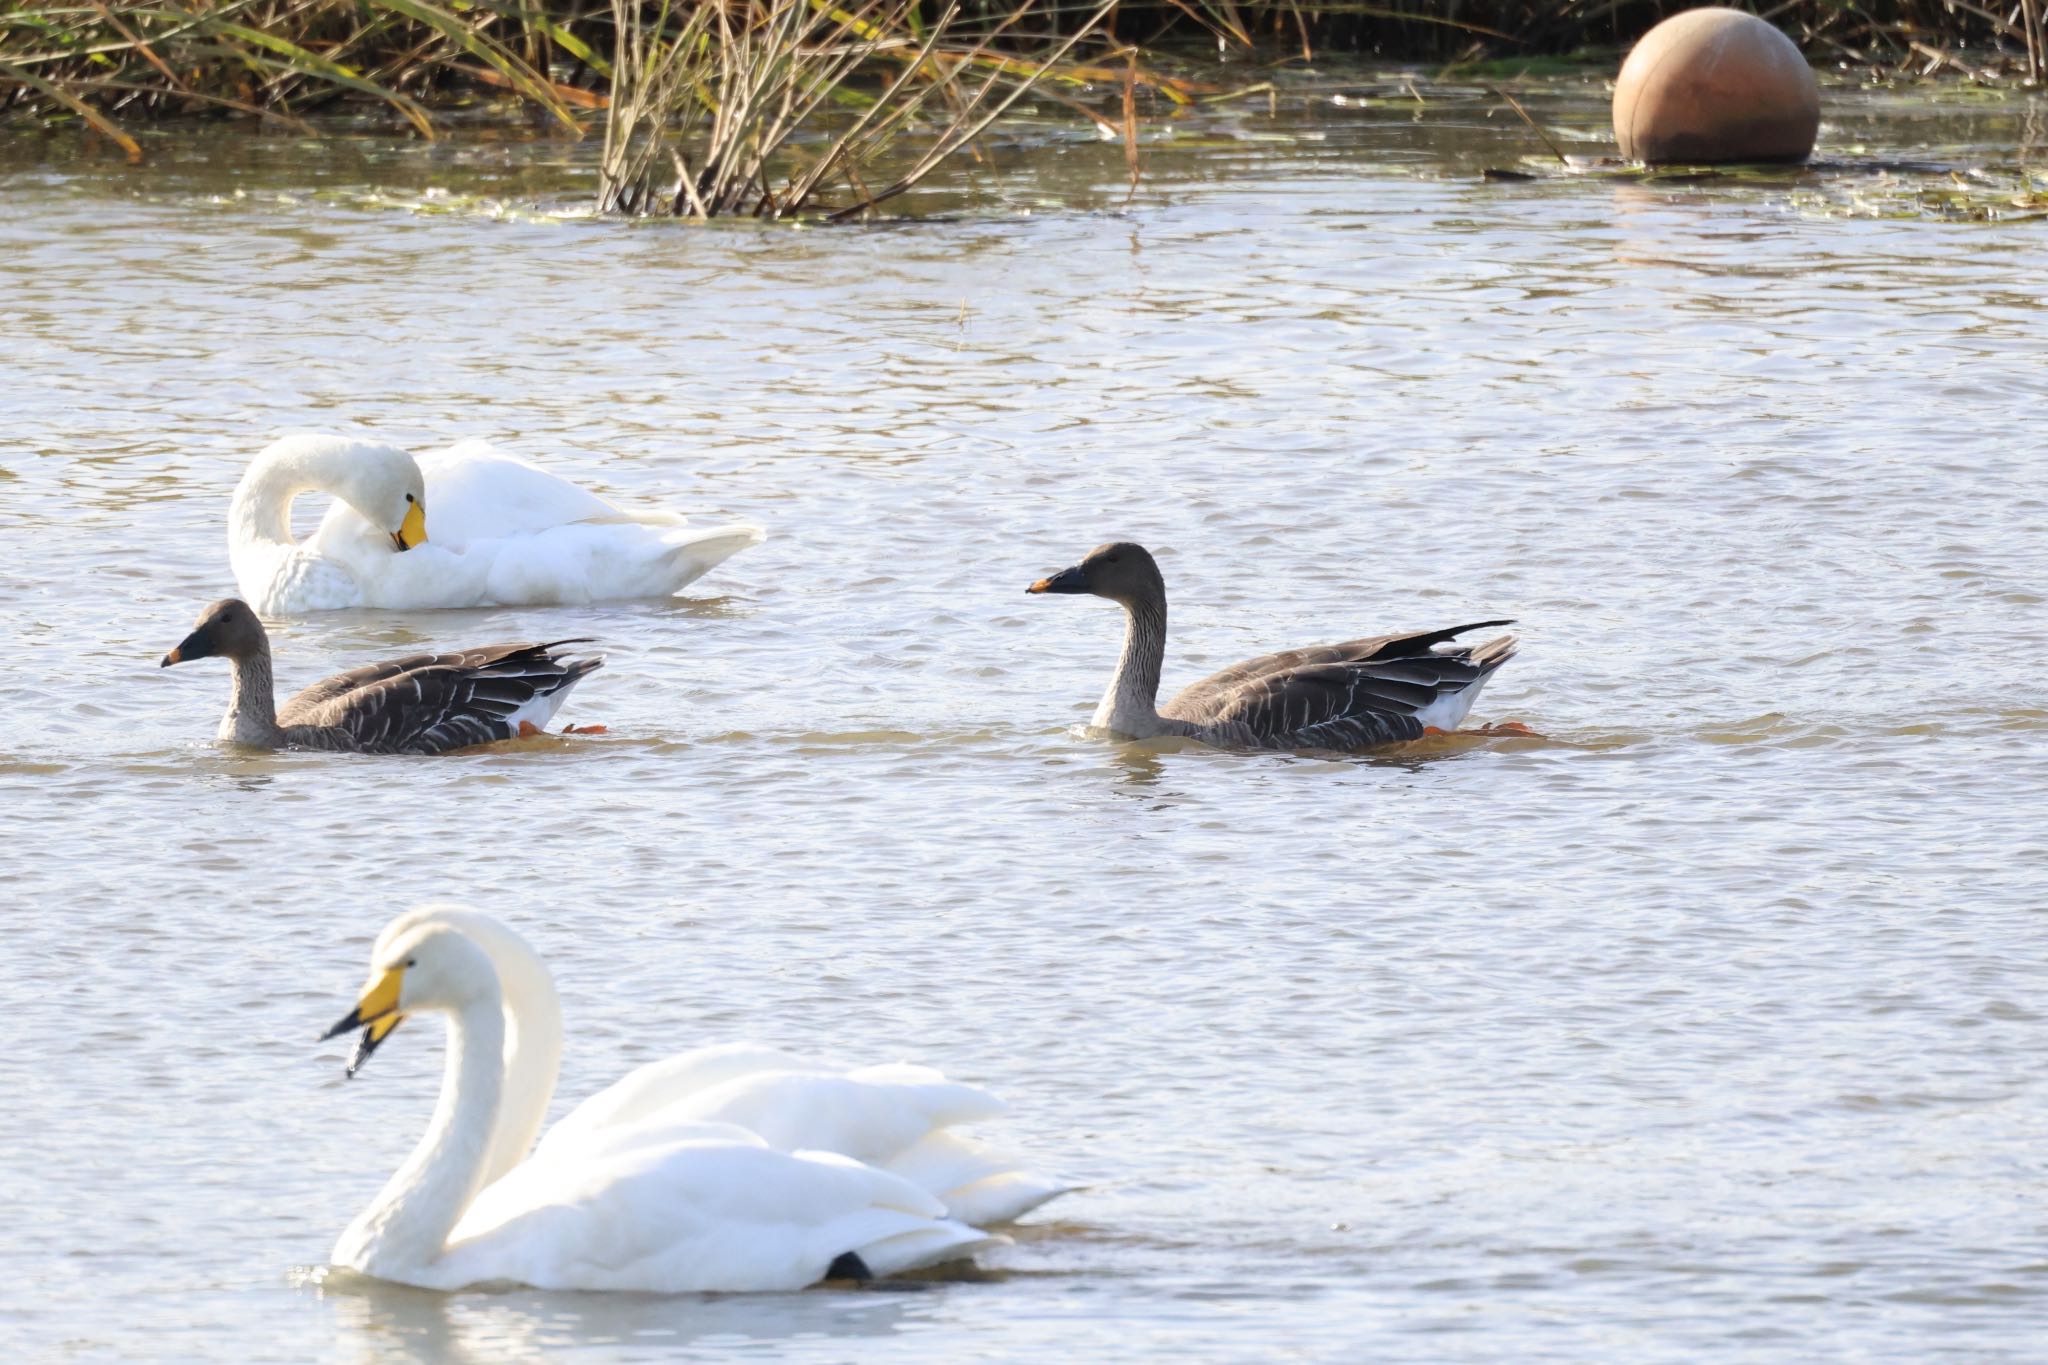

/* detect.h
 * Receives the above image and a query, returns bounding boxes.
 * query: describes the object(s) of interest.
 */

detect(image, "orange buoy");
[1613,8,1820,164]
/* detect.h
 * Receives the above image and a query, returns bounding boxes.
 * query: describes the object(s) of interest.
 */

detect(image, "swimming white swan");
[358,906,1067,1228]
[322,912,1060,1291]
[232,434,764,613]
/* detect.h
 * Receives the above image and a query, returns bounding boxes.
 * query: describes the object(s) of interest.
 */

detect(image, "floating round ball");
[1612,8,1820,164]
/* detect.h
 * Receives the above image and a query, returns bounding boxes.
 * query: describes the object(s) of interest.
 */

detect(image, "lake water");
[3,68,2046,1362]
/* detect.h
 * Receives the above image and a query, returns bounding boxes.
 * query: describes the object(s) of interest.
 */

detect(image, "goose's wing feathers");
[445,1130,998,1292]
[279,639,600,754]
[1164,621,1516,747]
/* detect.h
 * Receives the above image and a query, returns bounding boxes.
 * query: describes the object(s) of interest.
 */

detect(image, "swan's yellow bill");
[392,500,427,552]
[322,963,407,1077]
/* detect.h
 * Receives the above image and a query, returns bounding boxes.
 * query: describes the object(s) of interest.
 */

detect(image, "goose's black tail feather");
[1368,619,1516,661]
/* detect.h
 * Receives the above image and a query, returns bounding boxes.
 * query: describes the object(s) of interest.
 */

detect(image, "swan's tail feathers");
[884,1131,1074,1226]
[855,1221,1010,1279]
[657,523,765,594]
[944,1169,1075,1228]
[846,1063,1009,1128]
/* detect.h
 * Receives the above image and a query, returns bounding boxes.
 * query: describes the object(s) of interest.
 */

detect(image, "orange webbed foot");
[517,720,543,738]
[1422,726,1447,736]
[562,723,608,735]
[1479,720,1542,737]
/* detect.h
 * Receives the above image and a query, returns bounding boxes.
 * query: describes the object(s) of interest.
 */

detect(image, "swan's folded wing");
[280,640,599,754]
[444,1133,996,1292]
[417,440,623,543]
[537,1044,829,1159]
[675,1069,1007,1165]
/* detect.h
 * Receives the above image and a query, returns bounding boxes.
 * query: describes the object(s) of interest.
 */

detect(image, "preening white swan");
[232,434,764,613]
[322,910,1064,1292]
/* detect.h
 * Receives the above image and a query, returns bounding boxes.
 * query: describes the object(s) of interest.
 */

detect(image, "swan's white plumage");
[233,435,762,613]
[331,911,1060,1294]
[442,1130,999,1292]
[371,908,1067,1226]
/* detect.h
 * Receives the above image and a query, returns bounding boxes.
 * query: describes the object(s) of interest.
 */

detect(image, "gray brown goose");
[159,598,602,755]
[1027,542,1517,750]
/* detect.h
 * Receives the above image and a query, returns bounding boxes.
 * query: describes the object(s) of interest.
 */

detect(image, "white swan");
[357,907,1067,1229]
[232,434,764,613]
[322,911,1061,1292]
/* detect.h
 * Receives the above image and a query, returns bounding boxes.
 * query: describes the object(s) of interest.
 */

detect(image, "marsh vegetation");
[3,2,2041,214]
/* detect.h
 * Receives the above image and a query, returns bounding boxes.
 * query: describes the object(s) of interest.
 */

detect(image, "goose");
[350,906,1066,1228]
[319,913,1042,1291]
[1027,541,1518,750]
[231,434,764,613]
[160,599,601,755]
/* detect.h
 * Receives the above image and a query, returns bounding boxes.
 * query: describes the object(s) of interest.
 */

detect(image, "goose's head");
[320,923,498,1077]
[1027,542,1165,608]
[160,598,268,667]
[336,444,429,553]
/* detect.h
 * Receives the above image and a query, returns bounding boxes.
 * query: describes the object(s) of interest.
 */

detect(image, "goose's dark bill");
[1026,565,1089,595]
[160,623,217,667]
[320,962,406,1079]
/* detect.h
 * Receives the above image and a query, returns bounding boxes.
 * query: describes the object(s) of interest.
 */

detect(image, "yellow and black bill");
[320,964,405,1078]
[390,498,428,553]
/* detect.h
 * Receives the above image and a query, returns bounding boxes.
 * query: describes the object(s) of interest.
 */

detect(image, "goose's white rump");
[232,435,763,613]
[325,908,1065,1293]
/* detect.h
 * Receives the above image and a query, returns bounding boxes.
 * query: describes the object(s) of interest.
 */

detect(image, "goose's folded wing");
[1166,620,1515,726]
[280,639,597,752]
[1165,651,1503,749]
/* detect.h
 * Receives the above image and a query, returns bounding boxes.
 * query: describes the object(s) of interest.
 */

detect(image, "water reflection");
[307,1268,925,1362]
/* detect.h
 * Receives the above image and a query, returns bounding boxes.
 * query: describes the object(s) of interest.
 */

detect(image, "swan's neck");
[221,650,283,747]
[231,438,404,551]
[334,998,506,1282]
[230,448,318,553]
[1093,597,1168,736]
[486,959,564,1187]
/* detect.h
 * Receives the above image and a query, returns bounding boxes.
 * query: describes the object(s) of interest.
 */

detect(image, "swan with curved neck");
[322,919,1012,1292]
[230,433,764,613]
[230,436,428,613]
[358,907,1065,1224]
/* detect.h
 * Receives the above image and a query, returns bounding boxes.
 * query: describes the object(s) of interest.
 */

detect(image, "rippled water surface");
[3,70,2047,1362]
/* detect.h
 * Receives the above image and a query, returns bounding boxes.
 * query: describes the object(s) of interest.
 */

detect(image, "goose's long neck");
[333,998,506,1282]
[1093,595,1168,736]
[486,954,564,1186]
[222,648,284,747]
